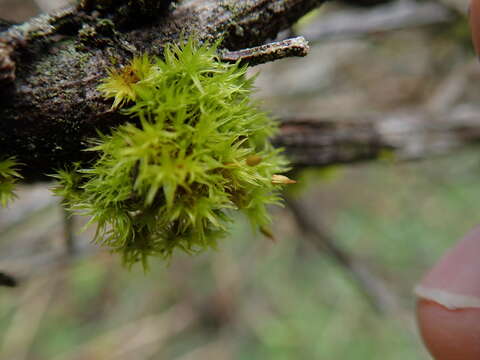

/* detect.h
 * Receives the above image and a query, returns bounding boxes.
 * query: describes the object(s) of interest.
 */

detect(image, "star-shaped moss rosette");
[53,39,292,268]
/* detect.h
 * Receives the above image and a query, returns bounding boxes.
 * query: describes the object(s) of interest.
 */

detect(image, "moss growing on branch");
[53,39,290,268]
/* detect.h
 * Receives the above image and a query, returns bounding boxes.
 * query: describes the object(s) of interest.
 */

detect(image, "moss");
[0,157,22,207]
[53,39,292,268]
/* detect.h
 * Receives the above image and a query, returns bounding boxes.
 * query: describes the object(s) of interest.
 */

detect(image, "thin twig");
[286,196,400,314]
[221,36,310,66]
[62,206,75,256]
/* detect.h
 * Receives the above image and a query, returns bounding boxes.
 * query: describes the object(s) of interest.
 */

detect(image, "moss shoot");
[0,157,22,207]
[53,39,291,268]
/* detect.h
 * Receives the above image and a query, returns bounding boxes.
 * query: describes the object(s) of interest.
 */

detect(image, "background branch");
[276,106,480,167]
[286,196,400,314]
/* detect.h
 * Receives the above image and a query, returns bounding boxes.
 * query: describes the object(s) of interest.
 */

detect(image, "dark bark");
[0,0,325,181]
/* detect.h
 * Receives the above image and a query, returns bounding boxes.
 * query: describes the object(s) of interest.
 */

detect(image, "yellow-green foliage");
[0,157,22,207]
[54,39,290,268]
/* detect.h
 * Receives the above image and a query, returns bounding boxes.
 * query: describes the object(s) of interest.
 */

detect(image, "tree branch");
[275,106,480,167]
[0,0,325,181]
[286,196,400,314]
[220,36,309,66]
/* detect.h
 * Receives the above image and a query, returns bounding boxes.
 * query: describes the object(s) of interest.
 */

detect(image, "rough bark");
[0,0,325,181]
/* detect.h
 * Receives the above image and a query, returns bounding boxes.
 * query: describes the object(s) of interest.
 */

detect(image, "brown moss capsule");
[246,155,262,166]
[271,174,296,185]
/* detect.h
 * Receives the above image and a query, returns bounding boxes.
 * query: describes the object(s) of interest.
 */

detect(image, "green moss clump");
[0,157,22,207]
[53,39,290,268]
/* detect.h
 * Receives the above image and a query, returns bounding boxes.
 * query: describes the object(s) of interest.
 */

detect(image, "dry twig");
[286,196,400,313]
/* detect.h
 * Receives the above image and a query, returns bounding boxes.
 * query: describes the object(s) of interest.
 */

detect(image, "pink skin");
[415,226,480,359]
[417,300,480,360]
[471,0,480,58]
[419,226,480,300]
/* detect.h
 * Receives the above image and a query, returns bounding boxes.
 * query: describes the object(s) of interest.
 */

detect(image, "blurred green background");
[1,0,480,359]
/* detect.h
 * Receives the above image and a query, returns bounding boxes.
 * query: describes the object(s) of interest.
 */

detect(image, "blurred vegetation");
[2,0,480,359]
[6,151,480,359]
